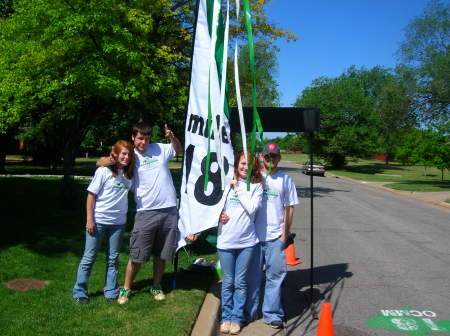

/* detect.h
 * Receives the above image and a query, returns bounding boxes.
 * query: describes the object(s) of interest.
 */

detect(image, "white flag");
[178,0,234,249]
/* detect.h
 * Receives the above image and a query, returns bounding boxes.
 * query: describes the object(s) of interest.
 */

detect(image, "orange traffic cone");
[285,242,303,266]
[316,302,334,336]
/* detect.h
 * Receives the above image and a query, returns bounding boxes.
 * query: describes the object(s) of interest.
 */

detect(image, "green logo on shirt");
[113,181,129,190]
[142,157,159,167]
[263,187,279,198]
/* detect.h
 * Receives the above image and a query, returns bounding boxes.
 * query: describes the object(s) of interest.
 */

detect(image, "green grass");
[281,153,311,165]
[3,156,182,176]
[0,177,217,336]
[446,199,450,204]
[281,154,450,192]
[386,182,450,192]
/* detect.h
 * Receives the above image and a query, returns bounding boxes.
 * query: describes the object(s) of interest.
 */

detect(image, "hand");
[164,124,175,141]
[219,211,230,224]
[109,151,117,165]
[230,175,238,189]
[86,220,96,235]
[280,230,291,243]
[186,233,199,242]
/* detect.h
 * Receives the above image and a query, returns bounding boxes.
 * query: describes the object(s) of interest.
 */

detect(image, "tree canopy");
[397,0,449,129]
[294,66,416,167]
[0,0,294,173]
[228,40,280,108]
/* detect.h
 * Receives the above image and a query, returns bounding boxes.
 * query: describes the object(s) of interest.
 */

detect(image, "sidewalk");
[190,170,450,336]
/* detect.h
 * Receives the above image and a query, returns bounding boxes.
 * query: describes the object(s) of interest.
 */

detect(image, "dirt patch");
[5,278,49,291]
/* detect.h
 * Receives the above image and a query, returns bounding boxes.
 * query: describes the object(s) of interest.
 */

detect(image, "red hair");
[234,151,262,184]
[110,140,135,180]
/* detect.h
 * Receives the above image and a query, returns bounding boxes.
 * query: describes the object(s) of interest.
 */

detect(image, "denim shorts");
[129,207,179,262]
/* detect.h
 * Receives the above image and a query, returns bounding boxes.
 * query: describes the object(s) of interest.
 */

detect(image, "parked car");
[301,161,326,176]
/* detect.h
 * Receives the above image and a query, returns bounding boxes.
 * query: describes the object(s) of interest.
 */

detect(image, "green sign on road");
[368,306,450,335]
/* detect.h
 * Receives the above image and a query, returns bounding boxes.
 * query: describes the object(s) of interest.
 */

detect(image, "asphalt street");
[239,162,450,336]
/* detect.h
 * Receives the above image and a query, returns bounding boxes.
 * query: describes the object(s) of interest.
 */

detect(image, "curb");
[325,172,450,210]
[191,281,220,336]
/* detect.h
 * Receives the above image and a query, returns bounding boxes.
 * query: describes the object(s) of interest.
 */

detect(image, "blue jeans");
[73,224,125,300]
[245,243,262,322]
[218,245,257,325]
[249,238,286,323]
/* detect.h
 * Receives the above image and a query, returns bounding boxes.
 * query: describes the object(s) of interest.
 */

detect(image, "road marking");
[368,306,450,335]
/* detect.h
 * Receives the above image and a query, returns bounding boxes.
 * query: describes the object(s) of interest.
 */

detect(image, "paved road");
[240,162,450,336]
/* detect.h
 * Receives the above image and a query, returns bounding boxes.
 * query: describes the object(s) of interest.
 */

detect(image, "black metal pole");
[172,250,179,290]
[309,131,317,317]
[173,0,201,291]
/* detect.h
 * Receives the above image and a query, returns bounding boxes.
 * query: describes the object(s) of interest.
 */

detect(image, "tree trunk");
[0,151,5,174]
[60,142,76,209]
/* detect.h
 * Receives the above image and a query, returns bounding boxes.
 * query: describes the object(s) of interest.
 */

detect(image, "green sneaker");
[150,285,165,301]
[117,288,131,305]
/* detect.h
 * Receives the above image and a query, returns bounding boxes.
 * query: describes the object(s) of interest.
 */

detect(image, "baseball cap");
[262,143,280,156]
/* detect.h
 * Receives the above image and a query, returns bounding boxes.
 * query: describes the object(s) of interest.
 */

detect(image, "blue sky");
[263,0,431,138]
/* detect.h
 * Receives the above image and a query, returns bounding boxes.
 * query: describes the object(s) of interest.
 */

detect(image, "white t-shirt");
[87,166,133,225]
[255,170,299,241]
[133,143,177,211]
[217,180,263,250]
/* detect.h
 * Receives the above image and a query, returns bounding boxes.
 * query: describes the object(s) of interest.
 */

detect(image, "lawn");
[4,156,182,176]
[281,154,450,192]
[0,174,217,336]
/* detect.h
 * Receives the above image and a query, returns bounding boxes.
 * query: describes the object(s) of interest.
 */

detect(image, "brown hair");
[132,121,151,137]
[234,151,263,184]
[110,140,135,180]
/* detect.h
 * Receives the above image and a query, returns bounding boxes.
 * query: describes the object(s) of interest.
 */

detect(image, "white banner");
[178,0,234,249]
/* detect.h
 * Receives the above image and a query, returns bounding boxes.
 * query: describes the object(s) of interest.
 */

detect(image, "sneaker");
[150,285,165,301]
[74,297,90,304]
[220,321,231,333]
[229,322,241,334]
[268,320,283,329]
[117,288,131,305]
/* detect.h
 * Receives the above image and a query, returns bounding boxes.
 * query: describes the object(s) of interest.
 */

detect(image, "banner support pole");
[309,131,318,319]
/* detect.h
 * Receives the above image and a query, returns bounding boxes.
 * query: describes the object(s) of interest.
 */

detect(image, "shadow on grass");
[4,160,98,176]
[344,163,406,174]
[0,167,185,256]
[0,177,138,256]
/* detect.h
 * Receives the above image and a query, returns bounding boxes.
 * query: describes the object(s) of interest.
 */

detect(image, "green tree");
[395,128,422,165]
[1,0,296,174]
[397,0,449,129]
[0,0,13,18]
[398,128,450,180]
[295,67,387,168]
[228,40,280,107]
[374,76,415,164]
[0,0,192,174]
[295,66,417,167]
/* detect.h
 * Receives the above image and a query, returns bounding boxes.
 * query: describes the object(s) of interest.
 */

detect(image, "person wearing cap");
[249,142,299,328]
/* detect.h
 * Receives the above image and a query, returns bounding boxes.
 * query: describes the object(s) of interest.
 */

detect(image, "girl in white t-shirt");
[217,151,263,334]
[72,140,134,303]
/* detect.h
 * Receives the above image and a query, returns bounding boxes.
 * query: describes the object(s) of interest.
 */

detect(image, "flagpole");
[309,131,318,319]
[173,0,201,290]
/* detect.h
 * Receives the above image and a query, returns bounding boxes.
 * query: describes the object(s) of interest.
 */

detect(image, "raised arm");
[235,183,263,216]
[164,124,183,155]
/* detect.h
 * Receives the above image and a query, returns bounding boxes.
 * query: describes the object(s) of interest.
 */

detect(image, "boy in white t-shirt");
[99,122,183,304]
[250,142,299,328]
